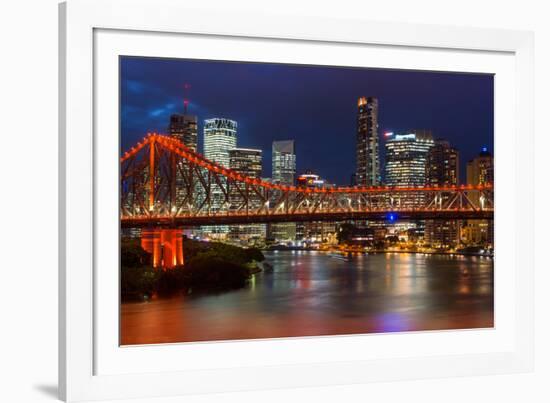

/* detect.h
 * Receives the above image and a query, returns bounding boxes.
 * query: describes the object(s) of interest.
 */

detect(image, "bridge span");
[120,134,493,267]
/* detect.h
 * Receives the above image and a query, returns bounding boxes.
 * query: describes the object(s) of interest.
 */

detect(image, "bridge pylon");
[141,228,184,269]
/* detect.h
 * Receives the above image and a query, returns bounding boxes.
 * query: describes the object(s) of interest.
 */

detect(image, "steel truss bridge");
[121,133,493,228]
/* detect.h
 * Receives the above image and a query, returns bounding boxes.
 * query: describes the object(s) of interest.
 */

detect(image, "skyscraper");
[204,118,238,166]
[467,147,494,186]
[385,130,434,218]
[269,140,296,242]
[356,96,380,187]
[169,114,198,213]
[426,140,459,188]
[425,139,460,248]
[384,130,434,189]
[202,118,238,239]
[169,114,198,151]
[384,131,434,238]
[272,140,296,185]
[229,148,262,178]
[463,147,494,247]
[228,148,265,244]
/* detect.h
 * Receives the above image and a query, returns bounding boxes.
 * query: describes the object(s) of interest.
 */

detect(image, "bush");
[155,266,187,295]
[337,223,356,243]
[120,238,261,298]
[244,247,265,262]
[183,239,264,265]
[121,265,158,300]
[185,254,251,290]
[121,239,151,268]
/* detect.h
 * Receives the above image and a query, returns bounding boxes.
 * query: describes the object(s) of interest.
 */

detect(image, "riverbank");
[266,246,493,258]
[358,250,493,257]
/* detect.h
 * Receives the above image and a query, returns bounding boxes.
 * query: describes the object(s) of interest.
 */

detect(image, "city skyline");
[121,57,494,185]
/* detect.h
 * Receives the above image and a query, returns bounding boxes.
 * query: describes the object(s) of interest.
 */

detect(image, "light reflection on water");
[120,251,494,345]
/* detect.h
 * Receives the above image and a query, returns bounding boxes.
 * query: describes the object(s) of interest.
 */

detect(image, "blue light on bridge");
[387,213,397,222]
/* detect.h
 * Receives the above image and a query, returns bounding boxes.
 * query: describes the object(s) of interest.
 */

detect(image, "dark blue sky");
[121,56,493,185]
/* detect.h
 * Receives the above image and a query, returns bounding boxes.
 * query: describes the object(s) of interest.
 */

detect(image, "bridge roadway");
[121,209,494,228]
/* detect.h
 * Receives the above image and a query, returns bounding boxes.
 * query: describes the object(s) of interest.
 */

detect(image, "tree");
[337,223,356,244]
[121,239,151,268]
[185,254,251,289]
[244,247,265,262]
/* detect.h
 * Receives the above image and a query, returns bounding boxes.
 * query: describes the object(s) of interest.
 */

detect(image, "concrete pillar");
[141,228,184,269]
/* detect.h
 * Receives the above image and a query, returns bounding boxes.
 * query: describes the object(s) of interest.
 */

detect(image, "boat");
[328,252,352,261]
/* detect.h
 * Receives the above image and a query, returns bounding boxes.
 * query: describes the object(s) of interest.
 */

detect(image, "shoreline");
[264,247,493,258]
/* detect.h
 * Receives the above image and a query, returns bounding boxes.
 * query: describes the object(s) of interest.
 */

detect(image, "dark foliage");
[121,266,158,300]
[386,235,400,244]
[185,254,251,290]
[243,247,265,262]
[337,223,356,243]
[183,239,265,264]
[121,239,151,268]
[120,237,261,299]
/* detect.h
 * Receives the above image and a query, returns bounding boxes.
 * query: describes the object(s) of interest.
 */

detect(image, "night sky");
[121,56,494,185]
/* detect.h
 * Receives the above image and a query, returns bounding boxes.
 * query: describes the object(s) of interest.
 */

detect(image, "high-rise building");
[204,118,238,166]
[467,147,494,186]
[385,130,434,189]
[228,148,266,244]
[202,118,238,239]
[384,130,434,239]
[272,140,296,185]
[169,114,198,215]
[295,171,337,245]
[269,140,296,242]
[356,96,381,187]
[169,114,198,151]
[426,139,459,188]
[229,148,262,178]
[425,139,460,248]
[463,147,494,247]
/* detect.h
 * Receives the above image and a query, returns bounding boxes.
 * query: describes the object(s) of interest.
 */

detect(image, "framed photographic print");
[59,0,534,401]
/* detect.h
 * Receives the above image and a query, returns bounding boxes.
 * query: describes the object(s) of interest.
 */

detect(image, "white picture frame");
[59,0,534,401]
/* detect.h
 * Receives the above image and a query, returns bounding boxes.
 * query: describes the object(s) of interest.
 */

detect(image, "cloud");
[148,103,176,118]
[124,79,146,94]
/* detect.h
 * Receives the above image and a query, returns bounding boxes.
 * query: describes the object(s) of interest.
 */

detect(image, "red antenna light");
[183,83,191,114]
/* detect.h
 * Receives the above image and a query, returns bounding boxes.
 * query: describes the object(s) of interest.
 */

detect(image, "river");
[120,251,494,345]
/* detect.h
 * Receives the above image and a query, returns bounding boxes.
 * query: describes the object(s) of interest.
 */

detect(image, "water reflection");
[121,251,494,345]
